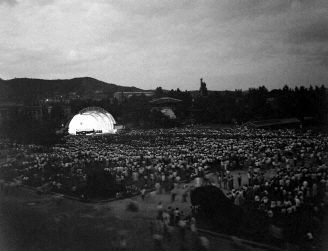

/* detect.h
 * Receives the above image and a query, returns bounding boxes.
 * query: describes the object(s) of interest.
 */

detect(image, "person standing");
[217,172,222,188]
[118,234,127,251]
[234,191,241,206]
[190,216,197,234]
[162,209,172,242]
[155,182,161,194]
[182,190,188,202]
[223,175,228,189]
[152,229,164,251]
[178,219,187,251]
[247,172,252,186]
[174,208,180,225]
[169,207,175,226]
[141,187,146,201]
[178,219,187,242]
[199,235,210,251]
[228,175,234,190]
[237,173,242,187]
[157,202,163,220]
[171,186,177,202]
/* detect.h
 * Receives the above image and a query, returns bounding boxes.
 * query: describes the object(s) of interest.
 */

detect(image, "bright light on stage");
[68,107,116,135]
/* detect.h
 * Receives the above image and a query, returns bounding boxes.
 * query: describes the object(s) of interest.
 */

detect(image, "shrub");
[126,199,139,212]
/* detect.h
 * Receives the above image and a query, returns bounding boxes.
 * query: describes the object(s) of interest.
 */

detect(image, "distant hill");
[0,77,144,103]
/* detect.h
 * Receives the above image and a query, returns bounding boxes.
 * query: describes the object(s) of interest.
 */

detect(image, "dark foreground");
[2,184,328,251]
[0,187,273,251]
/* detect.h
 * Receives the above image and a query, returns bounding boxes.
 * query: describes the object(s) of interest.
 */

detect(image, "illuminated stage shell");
[68,107,116,135]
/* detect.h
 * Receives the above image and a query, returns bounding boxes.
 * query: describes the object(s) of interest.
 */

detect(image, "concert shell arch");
[68,107,116,135]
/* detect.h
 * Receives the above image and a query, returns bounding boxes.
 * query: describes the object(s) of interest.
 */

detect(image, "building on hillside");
[150,97,182,119]
[44,94,70,104]
[0,102,43,125]
[86,90,108,101]
[62,106,72,121]
[47,105,72,121]
[68,92,80,100]
[24,105,43,121]
[114,91,155,103]
[242,118,301,130]
[44,90,108,104]
[0,102,24,125]
[266,97,279,110]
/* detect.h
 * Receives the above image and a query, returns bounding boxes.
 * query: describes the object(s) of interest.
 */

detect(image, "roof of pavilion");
[149,97,182,105]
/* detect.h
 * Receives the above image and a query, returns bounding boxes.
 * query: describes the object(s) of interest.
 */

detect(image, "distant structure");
[114,91,155,103]
[0,102,73,129]
[44,90,108,104]
[150,97,182,119]
[199,78,208,97]
[47,105,72,122]
[0,102,43,125]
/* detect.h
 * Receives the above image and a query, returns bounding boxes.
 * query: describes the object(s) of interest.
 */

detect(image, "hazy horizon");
[1,0,328,91]
[2,76,325,92]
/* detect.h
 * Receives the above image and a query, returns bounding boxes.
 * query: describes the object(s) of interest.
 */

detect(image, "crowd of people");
[1,127,328,248]
[147,201,210,251]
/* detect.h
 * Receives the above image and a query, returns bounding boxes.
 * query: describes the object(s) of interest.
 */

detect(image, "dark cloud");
[287,46,328,67]
[0,0,18,6]
[205,0,293,23]
[285,16,328,67]
[287,21,328,44]
[312,50,328,67]
[321,52,328,66]
[112,0,196,19]
[0,0,56,6]
[232,0,291,16]
[30,0,56,6]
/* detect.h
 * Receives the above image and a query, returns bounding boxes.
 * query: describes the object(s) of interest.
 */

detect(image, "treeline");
[1,105,65,146]
[156,85,327,125]
[1,84,327,145]
[68,84,328,127]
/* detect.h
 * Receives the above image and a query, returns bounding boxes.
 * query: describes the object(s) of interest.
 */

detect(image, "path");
[0,181,269,251]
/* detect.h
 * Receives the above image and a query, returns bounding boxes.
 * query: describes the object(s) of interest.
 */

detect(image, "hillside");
[0,77,143,103]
